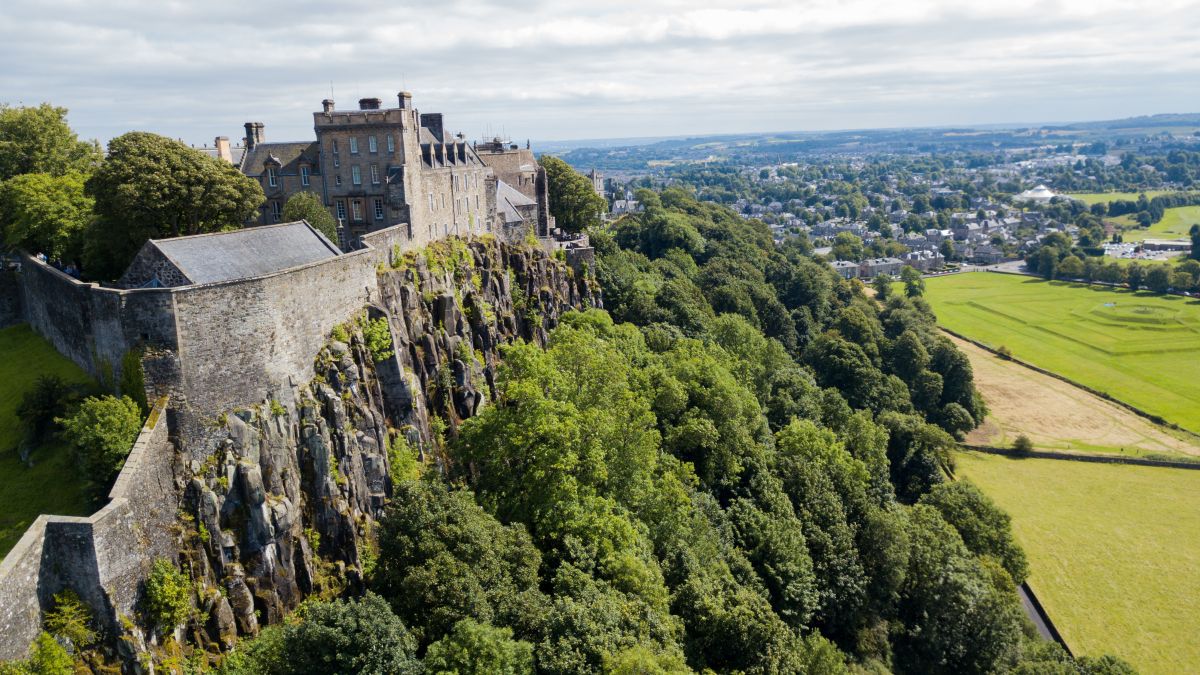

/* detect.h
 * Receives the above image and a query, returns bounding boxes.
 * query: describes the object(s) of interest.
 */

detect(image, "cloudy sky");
[3,0,1199,148]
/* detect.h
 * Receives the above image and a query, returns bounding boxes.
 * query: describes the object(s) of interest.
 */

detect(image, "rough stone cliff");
[173,239,598,654]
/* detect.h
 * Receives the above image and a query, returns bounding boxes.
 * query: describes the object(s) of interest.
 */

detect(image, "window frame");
[335,200,347,221]
[300,165,310,186]
[351,165,362,186]
[267,166,278,187]
[370,164,380,185]
[386,135,395,153]
[368,136,378,153]
[351,199,363,221]
[349,137,359,154]
[373,198,384,221]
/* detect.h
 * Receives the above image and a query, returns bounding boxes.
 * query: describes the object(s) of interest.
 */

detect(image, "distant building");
[830,260,859,279]
[1016,184,1057,204]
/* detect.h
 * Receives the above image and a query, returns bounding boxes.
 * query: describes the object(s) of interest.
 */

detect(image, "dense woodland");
[168,190,1130,674]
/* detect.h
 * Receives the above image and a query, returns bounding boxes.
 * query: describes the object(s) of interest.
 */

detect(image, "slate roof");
[239,141,319,176]
[496,179,536,225]
[146,221,341,285]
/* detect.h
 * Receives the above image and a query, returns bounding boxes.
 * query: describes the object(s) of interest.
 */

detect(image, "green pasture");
[1066,190,1171,206]
[956,451,1200,674]
[924,272,1200,432]
[0,324,94,559]
[1111,205,1200,242]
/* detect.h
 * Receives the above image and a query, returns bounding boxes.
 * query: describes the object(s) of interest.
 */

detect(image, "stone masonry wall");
[0,398,179,660]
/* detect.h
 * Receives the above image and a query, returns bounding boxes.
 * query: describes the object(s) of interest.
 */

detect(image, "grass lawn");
[1067,190,1171,206]
[955,451,1200,673]
[924,272,1200,432]
[0,324,95,559]
[1111,205,1200,242]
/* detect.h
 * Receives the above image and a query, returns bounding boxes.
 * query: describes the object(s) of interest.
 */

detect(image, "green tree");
[56,395,142,500]
[0,172,92,261]
[871,273,892,300]
[423,618,534,675]
[920,481,1029,583]
[831,232,864,261]
[1056,255,1084,280]
[83,132,263,278]
[1145,265,1171,294]
[143,558,191,633]
[1190,224,1200,262]
[282,191,339,244]
[900,266,924,298]
[0,103,100,181]
[539,155,607,234]
[43,590,96,651]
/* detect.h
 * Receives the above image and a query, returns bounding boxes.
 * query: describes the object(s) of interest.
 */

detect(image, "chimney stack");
[244,122,264,150]
[398,91,413,109]
[215,136,232,163]
[359,97,382,110]
[420,113,443,139]
[322,99,335,113]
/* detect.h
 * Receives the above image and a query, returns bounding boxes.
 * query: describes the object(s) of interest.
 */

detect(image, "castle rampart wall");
[0,398,177,660]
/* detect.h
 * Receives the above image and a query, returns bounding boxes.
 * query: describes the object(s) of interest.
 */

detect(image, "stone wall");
[16,256,178,384]
[0,269,22,329]
[0,398,178,660]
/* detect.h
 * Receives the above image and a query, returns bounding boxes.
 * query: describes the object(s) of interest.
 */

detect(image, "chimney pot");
[322,99,335,113]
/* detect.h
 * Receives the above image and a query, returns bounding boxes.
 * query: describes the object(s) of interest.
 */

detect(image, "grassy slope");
[924,273,1200,432]
[1112,205,1200,242]
[1067,190,1171,206]
[0,324,94,558]
[956,451,1200,674]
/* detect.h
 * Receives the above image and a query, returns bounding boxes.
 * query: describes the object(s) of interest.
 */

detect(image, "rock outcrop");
[177,238,597,652]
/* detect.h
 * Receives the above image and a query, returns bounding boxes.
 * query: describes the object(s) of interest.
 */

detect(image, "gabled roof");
[142,221,341,285]
[239,141,319,176]
[496,180,536,225]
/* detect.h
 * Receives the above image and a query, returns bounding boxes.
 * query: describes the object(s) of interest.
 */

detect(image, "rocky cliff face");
[176,239,597,653]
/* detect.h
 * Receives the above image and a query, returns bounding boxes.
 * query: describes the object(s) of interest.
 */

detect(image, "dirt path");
[948,334,1200,457]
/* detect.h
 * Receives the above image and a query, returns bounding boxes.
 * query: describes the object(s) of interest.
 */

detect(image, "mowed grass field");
[956,451,1200,673]
[1067,190,1171,206]
[924,272,1200,432]
[1111,205,1200,242]
[0,324,94,559]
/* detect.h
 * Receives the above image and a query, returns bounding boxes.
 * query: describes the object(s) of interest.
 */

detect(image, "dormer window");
[267,166,278,187]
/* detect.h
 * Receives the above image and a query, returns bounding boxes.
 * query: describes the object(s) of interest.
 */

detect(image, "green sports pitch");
[923,272,1200,432]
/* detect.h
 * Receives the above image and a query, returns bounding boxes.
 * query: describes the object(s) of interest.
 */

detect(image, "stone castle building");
[237,93,550,245]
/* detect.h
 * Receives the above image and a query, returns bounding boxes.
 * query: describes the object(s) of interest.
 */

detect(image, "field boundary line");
[940,326,1200,438]
[960,444,1200,470]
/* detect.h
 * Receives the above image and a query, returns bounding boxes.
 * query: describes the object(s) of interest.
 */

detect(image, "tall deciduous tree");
[538,155,607,234]
[282,191,339,245]
[0,103,100,181]
[0,172,92,261]
[83,132,263,278]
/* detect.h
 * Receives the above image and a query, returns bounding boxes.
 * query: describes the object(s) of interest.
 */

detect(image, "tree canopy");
[282,191,339,244]
[539,155,607,234]
[0,103,100,182]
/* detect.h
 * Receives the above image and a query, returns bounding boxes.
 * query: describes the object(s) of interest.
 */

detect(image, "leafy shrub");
[43,589,96,650]
[363,317,395,362]
[143,558,191,633]
[1013,434,1034,456]
[16,375,78,446]
[330,322,351,344]
[56,394,142,500]
[424,618,534,675]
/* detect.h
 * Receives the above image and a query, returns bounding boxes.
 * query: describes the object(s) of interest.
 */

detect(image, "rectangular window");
[370,164,380,185]
[368,136,377,153]
[335,174,342,187]
[349,137,359,154]
[374,198,384,221]
[386,135,395,153]
[351,199,363,221]
[429,193,435,211]
[351,165,362,185]
[335,200,347,221]
[271,201,281,222]
[300,165,310,186]
[267,167,278,187]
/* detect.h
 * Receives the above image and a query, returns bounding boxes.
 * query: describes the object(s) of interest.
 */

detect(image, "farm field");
[1066,190,1171,206]
[949,334,1200,458]
[0,324,94,559]
[923,272,1200,432]
[1111,205,1200,242]
[955,451,1200,674]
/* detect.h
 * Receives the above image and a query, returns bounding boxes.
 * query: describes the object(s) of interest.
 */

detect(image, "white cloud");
[1,0,1198,145]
